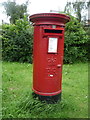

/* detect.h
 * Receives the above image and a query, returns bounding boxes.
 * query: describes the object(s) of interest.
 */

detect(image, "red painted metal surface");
[29,13,70,96]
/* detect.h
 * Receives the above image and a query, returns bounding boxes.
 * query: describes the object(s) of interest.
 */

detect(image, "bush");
[2,15,88,64]
[2,16,33,63]
[64,15,88,63]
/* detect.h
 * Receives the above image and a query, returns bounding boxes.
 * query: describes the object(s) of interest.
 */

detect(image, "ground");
[2,62,88,118]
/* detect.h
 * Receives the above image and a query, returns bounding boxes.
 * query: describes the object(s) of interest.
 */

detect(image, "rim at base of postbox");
[32,92,61,104]
[32,88,62,103]
[32,88,62,96]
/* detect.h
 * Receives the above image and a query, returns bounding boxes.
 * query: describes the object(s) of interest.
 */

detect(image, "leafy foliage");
[64,1,90,22]
[2,0,28,24]
[2,16,33,63]
[64,15,88,63]
[2,14,88,64]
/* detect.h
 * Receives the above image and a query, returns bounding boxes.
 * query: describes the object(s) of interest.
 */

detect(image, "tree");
[64,1,90,22]
[2,0,28,24]
[64,2,72,15]
[72,1,87,22]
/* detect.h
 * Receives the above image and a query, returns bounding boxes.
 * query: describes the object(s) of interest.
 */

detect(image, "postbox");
[29,13,70,103]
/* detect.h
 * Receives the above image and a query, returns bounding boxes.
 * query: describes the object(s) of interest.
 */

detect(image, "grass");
[2,62,88,118]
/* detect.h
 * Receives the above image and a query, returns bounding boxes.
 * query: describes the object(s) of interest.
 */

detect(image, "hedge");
[2,15,88,63]
[2,16,33,63]
[64,15,88,63]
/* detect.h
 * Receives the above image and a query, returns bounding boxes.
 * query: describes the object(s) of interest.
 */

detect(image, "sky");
[0,0,89,24]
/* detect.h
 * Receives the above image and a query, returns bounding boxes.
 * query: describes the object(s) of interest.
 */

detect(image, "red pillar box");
[29,13,70,103]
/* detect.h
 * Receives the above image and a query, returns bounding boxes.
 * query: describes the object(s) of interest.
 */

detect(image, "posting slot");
[44,29,62,34]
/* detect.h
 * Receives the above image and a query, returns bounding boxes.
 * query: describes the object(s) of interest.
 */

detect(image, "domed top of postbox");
[29,13,70,26]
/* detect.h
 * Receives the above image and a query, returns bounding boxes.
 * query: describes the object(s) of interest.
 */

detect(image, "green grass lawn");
[2,62,88,118]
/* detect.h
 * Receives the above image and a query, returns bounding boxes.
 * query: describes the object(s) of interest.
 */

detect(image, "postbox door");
[45,35,64,92]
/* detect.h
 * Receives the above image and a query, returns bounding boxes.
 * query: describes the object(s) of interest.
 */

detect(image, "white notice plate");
[48,37,58,53]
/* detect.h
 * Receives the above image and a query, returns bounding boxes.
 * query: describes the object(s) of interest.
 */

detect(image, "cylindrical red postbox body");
[29,13,70,102]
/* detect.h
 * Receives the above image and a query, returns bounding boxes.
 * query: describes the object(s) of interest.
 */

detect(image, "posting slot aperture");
[44,29,62,34]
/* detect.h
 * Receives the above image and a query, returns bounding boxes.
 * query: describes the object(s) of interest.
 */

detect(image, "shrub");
[2,16,33,63]
[64,15,88,63]
[2,15,88,64]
